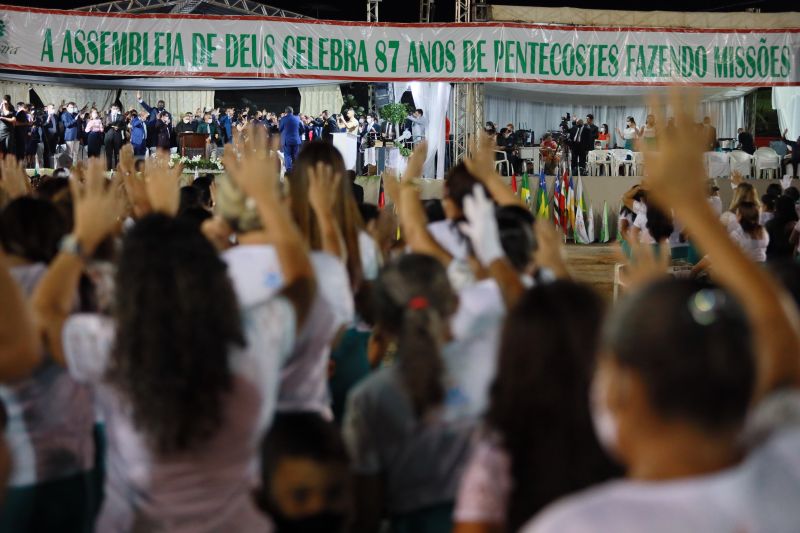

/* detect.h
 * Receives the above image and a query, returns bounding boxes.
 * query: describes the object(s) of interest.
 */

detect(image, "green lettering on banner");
[550,43,561,76]
[344,39,356,71]
[375,40,387,72]
[529,42,540,73]
[206,34,218,67]
[330,38,342,71]
[227,34,239,68]
[514,41,527,73]
[87,31,99,65]
[40,29,54,62]
[538,43,548,75]
[625,44,635,76]
[142,32,153,66]
[192,33,204,66]
[445,41,456,73]
[153,32,165,66]
[60,30,73,64]
[476,40,487,72]
[99,31,110,65]
[295,36,305,70]
[780,46,791,77]
[463,40,475,72]
[173,34,184,66]
[240,34,251,68]
[319,37,330,70]
[608,45,619,77]
[418,41,431,72]
[574,44,586,76]
[597,44,609,77]
[75,30,87,64]
[357,40,369,72]
[407,41,419,73]
[263,35,275,69]
[112,32,127,65]
[492,40,503,73]
[128,31,141,65]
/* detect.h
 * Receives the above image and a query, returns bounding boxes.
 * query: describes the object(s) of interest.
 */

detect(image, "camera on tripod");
[559,112,571,133]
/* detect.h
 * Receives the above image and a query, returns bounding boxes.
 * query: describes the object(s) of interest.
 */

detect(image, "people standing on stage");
[617,117,638,151]
[128,109,147,157]
[154,112,175,151]
[219,108,235,144]
[104,103,126,170]
[175,112,197,135]
[13,103,30,163]
[585,114,599,146]
[60,102,80,163]
[337,108,359,135]
[196,112,219,159]
[279,106,303,173]
[498,127,521,175]
[136,91,168,124]
[639,114,658,148]
[569,118,592,175]
[737,127,756,154]
[702,116,718,151]
[0,100,16,156]
[42,103,59,168]
[407,109,428,145]
[360,113,380,174]
[84,108,104,159]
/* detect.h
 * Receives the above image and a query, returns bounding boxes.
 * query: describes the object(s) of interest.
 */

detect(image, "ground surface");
[563,243,619,300]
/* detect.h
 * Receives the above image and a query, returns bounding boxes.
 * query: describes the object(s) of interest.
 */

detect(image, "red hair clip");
[408,296,429,311]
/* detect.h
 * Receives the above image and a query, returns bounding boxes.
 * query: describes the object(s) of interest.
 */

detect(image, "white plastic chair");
[754,147,781,179]
[519,146,540,174]
[494,150,511,176]
[610,149,634,176]
[704,151,730,178]
[729,150,754,178]
[587,150,610,176]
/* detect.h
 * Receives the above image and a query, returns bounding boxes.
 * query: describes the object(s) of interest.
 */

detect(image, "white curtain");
[0,80,117,111]
[119,90,215,117]
[698,97,744,139]
[773,87,800,141]
[298,84,343,117]
[394,81,450,179]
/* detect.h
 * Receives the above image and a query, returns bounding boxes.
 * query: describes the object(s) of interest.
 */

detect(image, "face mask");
[184,118,191,123]
[600,128,605,133]
[68,107,76,113]
[367,118,374,124]
[157,105,165,110]
[270,511,347,533]
[589,370,619,458]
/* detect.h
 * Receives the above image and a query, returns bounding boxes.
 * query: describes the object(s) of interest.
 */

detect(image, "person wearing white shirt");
[407,108,428,143]
[616,116,638,151]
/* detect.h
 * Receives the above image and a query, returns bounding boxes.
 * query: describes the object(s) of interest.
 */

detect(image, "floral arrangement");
[169,153,224,171]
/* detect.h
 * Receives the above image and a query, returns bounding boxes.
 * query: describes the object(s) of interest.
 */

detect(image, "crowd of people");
[0,89,799,533]
[0,91,429,177]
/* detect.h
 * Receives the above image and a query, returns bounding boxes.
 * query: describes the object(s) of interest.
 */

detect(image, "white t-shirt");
[523,391,800,533]
[622,127,638,140]
[720,211,740,235]
[730,226,769,263]
[632,214,656,244]
[62,298,295,532]
[223,245,353,417]
[428,219,469,260]
[709,196,723,216]
[358,229,382,282]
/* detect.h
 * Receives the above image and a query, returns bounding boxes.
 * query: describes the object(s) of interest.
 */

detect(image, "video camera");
[559,112,571,133]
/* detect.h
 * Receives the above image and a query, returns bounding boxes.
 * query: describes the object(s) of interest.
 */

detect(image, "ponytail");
[397,302,445,417]
[374,255,456,419]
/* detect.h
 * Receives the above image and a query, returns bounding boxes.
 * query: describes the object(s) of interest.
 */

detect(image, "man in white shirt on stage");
[407,108,428,144]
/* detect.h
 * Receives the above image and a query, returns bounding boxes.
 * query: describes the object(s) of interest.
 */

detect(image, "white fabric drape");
[394,81,450,178]
[0,80,117,111]
[298,84,343,117]
[773,87,800,141]
[119,90,215,117]
[698,97,744,139]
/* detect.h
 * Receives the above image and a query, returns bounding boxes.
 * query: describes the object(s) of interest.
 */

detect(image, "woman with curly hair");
[31,155,314,532]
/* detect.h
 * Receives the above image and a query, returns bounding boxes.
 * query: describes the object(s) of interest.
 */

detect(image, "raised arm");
[464,133,525,208]
[644,90,800,399]
[308,161,346,260]
[223,137,316,328]
[31,159,123,366]
[0,248,41,381]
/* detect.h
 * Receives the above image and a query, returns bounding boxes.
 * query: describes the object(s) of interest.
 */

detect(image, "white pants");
[66,140,81,164]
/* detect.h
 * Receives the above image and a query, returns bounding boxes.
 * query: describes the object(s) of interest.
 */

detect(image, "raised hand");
[731,169,744,187]
[464,132,497,180]
[136,91,142,100]
[222,134,281,204]
[618,237,671,291]
[533,221,569,279]
[117,145,151,218]
[404,141,427,180]
[70,158,124,254]
[459,184,503,267]
[308,161,341,216]
[143,150,182,216]
[0,156,32,200]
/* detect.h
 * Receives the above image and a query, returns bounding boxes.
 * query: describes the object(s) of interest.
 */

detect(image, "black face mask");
[271,511,347,533]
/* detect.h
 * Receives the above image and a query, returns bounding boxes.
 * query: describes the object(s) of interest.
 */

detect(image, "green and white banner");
[0,4,798,85]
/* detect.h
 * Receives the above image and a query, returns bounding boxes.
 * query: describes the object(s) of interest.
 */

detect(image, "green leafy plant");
[399,146,412,157]
[380,103,410,127]
[341,93,365,116]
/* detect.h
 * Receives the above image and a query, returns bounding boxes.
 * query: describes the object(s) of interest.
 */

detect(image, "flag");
[566,175,576,235]
[535,169,549,220]
[573,175,590,244]
[520,173,531,206]
[34,158,40,177]
[559,169,568,234]
[510,173,518,193]
[378,177,385,208]
[587,204,595,243]
[600,201,610,243]
[552,173,562,229]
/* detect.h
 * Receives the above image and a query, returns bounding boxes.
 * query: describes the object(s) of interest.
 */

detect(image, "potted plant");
[379,102,409,141]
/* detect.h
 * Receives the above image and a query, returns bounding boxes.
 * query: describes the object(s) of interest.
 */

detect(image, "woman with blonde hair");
[721,180,760,234]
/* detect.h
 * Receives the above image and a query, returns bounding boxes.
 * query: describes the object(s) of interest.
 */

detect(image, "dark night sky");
[13,0,794,22]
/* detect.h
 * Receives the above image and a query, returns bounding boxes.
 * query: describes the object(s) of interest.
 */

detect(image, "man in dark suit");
[585,113,599,147]
[279,106,303,173]
[104,103,126,170]
[569,118,593,175]
[737,128,756,155]
[43,103,59,168]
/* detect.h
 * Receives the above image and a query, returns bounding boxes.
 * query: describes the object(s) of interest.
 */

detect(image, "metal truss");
[451,0,486,165]
[367,0,380,22]
[74,0,309,18]
[419,0,434,23]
